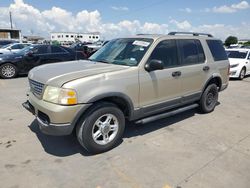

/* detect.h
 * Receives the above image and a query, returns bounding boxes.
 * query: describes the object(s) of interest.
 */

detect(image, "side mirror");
[7,47,11,51]
[145,59,164,72]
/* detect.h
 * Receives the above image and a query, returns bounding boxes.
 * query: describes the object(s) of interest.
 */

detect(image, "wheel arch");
[87,92,134,118]
[71,92,134,133]
[202,75,222,92]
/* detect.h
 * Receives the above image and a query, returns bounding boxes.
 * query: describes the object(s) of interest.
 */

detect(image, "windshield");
[226,50,248,59]
[89,38,153,66]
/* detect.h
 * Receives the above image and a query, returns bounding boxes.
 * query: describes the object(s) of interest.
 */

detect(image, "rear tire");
[199,84,218,113]
[76,102,125,154]
[239,67,246,80]
[0,63,18,79]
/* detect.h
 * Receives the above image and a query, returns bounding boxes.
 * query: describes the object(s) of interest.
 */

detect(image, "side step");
[135,103,199,124]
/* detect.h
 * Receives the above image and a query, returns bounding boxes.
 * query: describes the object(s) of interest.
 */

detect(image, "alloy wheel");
[92,114,119,145]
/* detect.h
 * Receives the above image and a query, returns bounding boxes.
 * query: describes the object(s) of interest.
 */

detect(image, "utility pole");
[9,11,13,29]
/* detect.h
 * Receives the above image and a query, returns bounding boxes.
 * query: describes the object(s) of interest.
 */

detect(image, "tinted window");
[11,44,22,49]
[206,40,228,61]
[178,39,202,65]
[33,46,48,54]
[149,40,178,68]
[51,46,66,53]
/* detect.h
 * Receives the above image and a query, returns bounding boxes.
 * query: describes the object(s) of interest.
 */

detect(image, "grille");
[29,79,44,98]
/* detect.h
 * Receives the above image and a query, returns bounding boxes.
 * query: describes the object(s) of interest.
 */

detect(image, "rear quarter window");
[206,40,228,61]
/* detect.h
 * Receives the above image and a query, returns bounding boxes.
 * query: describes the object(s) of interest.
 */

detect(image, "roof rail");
[168,32,213,37]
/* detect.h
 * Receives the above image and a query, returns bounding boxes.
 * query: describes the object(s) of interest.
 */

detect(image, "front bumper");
[229,67,240,78]
[23,92,91,136]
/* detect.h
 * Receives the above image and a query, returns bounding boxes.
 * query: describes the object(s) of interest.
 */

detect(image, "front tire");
[76,102,125,154]
[0,63,18,79]
[239,68,246,80]
[199,84,218,113]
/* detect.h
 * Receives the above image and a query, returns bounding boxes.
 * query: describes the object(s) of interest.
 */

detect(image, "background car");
[0,43,31,55]
[0,44,86,79]
[226,48,250,80]
[0,40,18,48]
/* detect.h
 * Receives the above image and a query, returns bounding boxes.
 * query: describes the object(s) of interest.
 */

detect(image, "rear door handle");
[172,71,181,77]
[203,66,210,72]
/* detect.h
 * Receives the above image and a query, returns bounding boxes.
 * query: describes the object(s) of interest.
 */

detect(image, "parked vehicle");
[0,40,18,48]
[23,32,229,154]
[0,44,85,79]
[0,43,31,55]
[226,48,250,80]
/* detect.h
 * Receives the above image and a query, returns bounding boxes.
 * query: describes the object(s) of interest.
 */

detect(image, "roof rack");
[168,32,213,37]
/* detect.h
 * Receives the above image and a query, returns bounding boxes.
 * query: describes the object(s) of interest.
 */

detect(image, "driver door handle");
[203,66,210,72]
[172,71,181,77]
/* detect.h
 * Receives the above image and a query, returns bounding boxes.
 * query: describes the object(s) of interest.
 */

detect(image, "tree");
[52,40,60,46]
[243,41,250,46]
[225,36,238,47]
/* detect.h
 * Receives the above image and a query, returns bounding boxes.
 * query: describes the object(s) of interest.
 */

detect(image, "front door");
[139,39,182,115]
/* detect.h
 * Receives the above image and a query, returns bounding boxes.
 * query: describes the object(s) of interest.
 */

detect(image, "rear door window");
[206,40,228,61]
[51,46,67,53]
[33,46,48,54]
[178,39,205,65]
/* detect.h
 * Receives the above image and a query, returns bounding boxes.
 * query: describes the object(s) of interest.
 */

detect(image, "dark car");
[0,44,85,79]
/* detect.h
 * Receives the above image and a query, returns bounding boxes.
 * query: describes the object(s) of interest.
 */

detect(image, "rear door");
[177,39,208,103]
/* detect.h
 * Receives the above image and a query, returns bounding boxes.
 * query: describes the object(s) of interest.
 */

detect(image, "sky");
[0,0,250,40]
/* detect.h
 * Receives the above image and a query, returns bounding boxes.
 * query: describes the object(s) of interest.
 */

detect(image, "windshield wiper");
[95,59,110,64]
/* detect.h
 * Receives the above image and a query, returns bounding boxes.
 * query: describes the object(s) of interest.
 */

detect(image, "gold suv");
[23,32,229,153]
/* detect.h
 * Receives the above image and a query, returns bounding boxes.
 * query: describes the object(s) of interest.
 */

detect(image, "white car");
[226,48,250,80]
[0,43,30,55]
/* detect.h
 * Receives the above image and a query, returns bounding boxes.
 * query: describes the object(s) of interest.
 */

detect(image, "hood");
[228,58,246,65]
[29,60,130,86]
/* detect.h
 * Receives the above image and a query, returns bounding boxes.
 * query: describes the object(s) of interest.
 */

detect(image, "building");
[0,28,22,41]
[50,32,101,44]
[23,35,45,43]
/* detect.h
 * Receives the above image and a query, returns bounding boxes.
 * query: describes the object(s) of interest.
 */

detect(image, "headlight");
[43,86,77,105]
[230,64,239,68]
[0,58,3,61]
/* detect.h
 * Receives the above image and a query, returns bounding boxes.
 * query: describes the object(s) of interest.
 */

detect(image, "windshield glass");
[226,50,248,59]
[89,38,153,66]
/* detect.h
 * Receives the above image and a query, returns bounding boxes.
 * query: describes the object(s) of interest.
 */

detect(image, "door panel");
[139,39,182,111]
[177,39,208,97]
[139,68,182,107]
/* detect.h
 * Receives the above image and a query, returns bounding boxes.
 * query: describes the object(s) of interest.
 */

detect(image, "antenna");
[9,12,13,29]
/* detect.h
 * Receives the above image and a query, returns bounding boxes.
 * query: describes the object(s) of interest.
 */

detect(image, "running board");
[135,103,199,124]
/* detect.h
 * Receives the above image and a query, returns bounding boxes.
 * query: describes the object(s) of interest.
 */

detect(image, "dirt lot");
[0,76,250,188]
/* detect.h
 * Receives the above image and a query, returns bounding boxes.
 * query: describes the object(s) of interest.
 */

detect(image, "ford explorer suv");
[23,32,229,154]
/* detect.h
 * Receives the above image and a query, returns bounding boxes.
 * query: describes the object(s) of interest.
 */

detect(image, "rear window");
[206,40,228,61]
